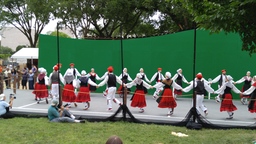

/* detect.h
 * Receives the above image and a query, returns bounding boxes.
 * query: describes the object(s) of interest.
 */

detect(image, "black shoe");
[46,99,48,104]
[37,101,39,104]
[80,120,85,123]
[76,116,82,120]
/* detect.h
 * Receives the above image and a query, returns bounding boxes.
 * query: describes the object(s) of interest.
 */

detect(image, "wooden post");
[123,87,127,105]
[7,72,11,89]
[59,84,63,107]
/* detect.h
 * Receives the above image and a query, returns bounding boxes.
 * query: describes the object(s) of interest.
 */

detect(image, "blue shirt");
[28,73,34,81]
[48,106,59,121]
[0,101,9,115]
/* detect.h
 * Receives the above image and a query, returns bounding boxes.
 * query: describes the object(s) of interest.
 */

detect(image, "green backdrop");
[39,30,256,99]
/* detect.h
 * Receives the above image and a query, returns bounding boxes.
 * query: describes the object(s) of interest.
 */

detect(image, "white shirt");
[98,73,122,87]
[126,79,151,89]
[150,72,165,83]
[215,82,241,95]
[64,68,81,78]
[48,72,65,85]
[172,73,189,84]
[183,79,214,93]
[153,79,182,90]
[118,72,132,81]
[242,82,256,95]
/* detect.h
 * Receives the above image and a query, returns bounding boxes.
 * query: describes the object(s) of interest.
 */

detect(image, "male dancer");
[210,69,228,103]
[97,66,123,111]
[48,66,64,100]
[150,68,165,99]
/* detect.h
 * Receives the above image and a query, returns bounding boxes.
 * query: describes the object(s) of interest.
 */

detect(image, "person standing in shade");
[97,66,123,111]
[234,71,252,105]
[28,70,34,90]
[21,67,29,90]
[183,73,215,117]
[214,75,241,119]
[150,68,165,99]
[171,68,190,99]
[86,68,102,92]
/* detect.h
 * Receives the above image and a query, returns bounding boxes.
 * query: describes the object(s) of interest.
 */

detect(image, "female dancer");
[76,70,98,110]
[215,75,241,119]
[242,76,256,118]
[86,68,102,92]
[153,72,182,117]
[172,68,190,99]
[234,71,252,105]
[117,68,132,97]
[33,68,49,104]
[126,73,152,113]
[139,68,151,94]
[62,71,77,108]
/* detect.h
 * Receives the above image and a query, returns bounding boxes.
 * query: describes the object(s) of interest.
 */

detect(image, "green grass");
[0,118,255,144]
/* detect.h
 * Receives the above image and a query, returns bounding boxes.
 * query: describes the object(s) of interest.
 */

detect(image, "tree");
[46,31,71,38]
[0,46,13,59]
[0,0,54,47]
[179,0,256,55]
[16,45,26,52]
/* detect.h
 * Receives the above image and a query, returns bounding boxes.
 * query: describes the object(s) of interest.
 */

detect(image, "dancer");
[86,68,102,92]
[64,63,81,78]
[150,68,165,99]
[33,68,49,104]
[234,71,252,105]
[214,75,241,119]
[139,68,151,94]
[242,76,256,117]
[62,71,77,108]
[76,70,98,110]
[117,68,132,97]
[210,69,229,103]
[183,73,215,116]
[152,72,182,117]
[48,66,64,100]
[172,68,190,99]
[125,73,152,113]
[97,66,123,111]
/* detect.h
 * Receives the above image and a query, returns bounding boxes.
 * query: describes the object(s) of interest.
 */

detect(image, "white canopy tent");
[11,48,38,63]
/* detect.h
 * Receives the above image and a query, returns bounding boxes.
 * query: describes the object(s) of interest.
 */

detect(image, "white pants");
[106,87,121,109]
[153,82,163,96]
[51,84,59,98]
[192,94,207,112]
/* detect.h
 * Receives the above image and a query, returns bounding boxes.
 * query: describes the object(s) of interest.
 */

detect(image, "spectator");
[4,68,11,89]
[21,67,28,89]
[28,70,34,90]
[106,135,123,144]
[0,94,15,119]
[47,99,85,123]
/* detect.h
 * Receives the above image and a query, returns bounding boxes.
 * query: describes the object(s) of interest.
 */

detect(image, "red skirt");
[220,94,237,112]
[174,89,182,95]
[158,88,177,108]
[117,85,130,94]
[33,83,48,98]
[240,86,251,98]
[130,90,146,108]
[62,84,76,102]
[76,86,90,102]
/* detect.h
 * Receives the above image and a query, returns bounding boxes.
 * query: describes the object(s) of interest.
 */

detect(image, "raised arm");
[182,75,189,84]
[88,78,97,86]
[75,68,81,77]
[243,86,256,95]
[171,73,178,81]
[127,74,133,81]
[211,75,221,84]
[142,80,152,89]
[144,74,151,83]
[98,75,109,87]
[153,82,164,89]
[172,81,183,90]
[214,82,227,94]
[116,76,123,85]
[204,83,214,93]
[95,74,101,80]
[182,83,193,93]
[125,81,136,88]
[234,77,245,84]
[231,84,242,94]
[150,73,157,82]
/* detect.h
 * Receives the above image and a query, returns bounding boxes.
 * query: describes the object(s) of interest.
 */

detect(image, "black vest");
[141,74,145,80]
[195,80,204,95]
[218,75,223,86]
[73,69,76,77]
[224,86,232,94]
[107,74,116,87]
[80,77,89,87]
[136,82,144,90]
[176,74,182,86]
[38,78,45,85]
[163,80,172,89]
[90,74,96,82]
[155,73,162,82]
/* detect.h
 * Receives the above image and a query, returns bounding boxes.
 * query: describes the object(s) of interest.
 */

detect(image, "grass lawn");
[0,117,255,144]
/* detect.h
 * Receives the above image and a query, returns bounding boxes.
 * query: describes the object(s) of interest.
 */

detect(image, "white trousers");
[106,87,121,109]
[153,82,163,96]
[51,84,59,98]
[192,94,207,112]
